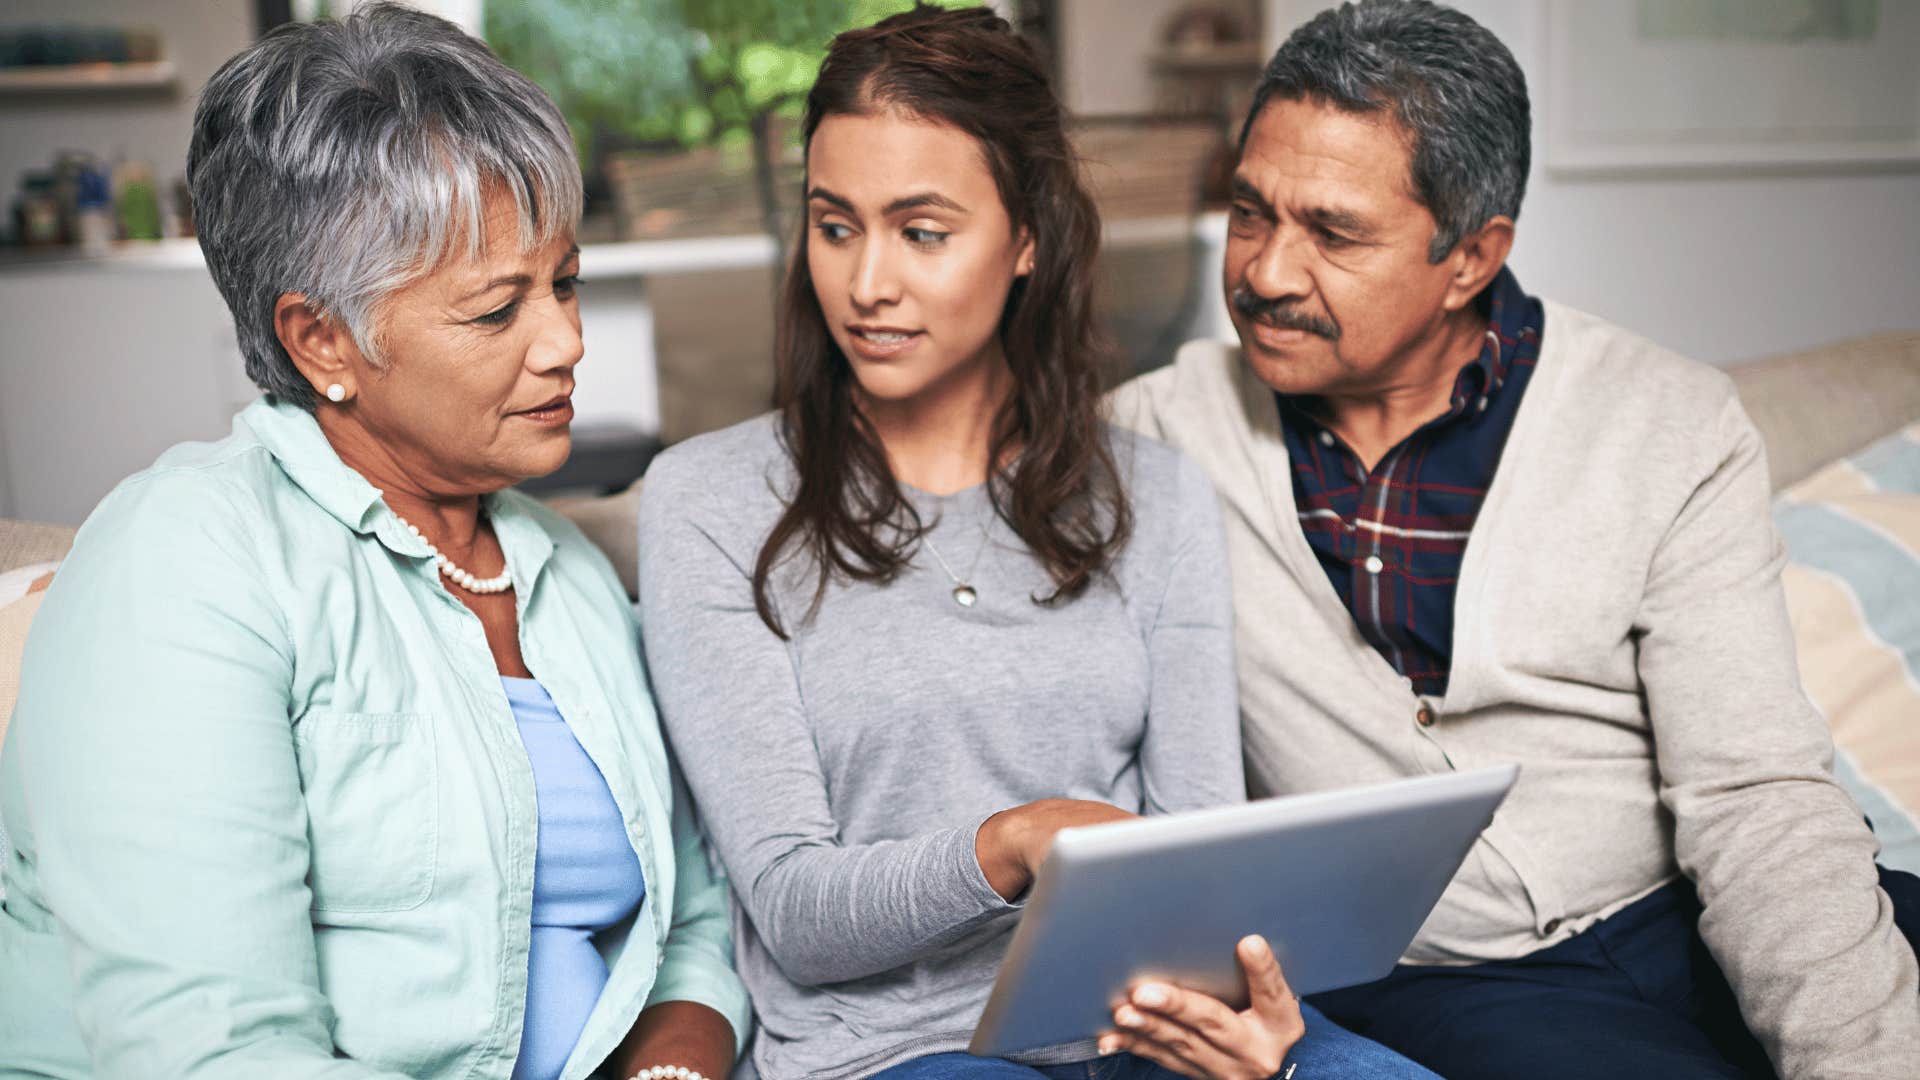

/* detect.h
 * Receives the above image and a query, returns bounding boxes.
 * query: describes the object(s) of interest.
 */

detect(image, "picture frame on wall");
[1545,0,1920,174]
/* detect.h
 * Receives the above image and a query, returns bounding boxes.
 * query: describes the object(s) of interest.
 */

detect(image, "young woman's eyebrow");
[806,186,967,217]
[807,186,857,213]
[883,192,966,216]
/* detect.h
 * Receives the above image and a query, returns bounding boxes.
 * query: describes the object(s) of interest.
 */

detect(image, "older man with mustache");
[1110,2,1920,1079]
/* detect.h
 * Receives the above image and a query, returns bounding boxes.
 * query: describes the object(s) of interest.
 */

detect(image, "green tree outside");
[486,0,972,254]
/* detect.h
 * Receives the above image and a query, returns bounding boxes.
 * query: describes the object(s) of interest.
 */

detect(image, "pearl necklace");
[393,512,513,594]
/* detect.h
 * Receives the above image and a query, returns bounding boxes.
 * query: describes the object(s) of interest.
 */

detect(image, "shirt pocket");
[293,711,439,914]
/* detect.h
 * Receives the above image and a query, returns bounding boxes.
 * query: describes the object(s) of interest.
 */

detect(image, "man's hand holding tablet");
[969,767,1519,1065]
[1104,934,1305,1080]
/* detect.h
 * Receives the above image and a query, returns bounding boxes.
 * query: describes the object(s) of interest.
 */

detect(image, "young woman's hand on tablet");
[976,799,1137,901]
[1098,934,1304,1079]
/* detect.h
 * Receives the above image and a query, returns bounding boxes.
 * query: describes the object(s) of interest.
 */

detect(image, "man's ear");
[274,293,361,401]
[1440,216,1515,314]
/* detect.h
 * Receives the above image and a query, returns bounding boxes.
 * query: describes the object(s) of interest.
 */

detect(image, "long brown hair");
[751,3,1131,637]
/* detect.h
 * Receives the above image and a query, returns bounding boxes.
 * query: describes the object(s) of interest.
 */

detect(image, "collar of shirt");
[238,396,555,589]
[1275,265,1534,442]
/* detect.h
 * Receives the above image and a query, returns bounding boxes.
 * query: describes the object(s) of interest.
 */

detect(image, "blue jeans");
[870,1003,1441,1078]
[1309,865,1920,1080]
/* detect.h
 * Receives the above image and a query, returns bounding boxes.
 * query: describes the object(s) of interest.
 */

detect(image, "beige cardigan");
[1109,300,1920,1079]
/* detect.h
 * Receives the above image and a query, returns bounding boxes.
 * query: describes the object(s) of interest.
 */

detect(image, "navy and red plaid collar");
[1276,265,1534,435]
[1465,264,1531,404]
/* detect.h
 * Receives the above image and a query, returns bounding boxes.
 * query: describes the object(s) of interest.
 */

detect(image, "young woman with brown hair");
[635,7,1437,1079]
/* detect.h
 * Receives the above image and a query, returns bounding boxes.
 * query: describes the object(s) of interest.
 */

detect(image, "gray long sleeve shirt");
[636,415,1243,1079]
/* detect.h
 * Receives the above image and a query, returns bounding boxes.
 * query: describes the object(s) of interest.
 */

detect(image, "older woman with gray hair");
[0,6,748,1079]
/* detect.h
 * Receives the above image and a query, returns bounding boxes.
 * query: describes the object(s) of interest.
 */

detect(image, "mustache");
[1230,286,1341,341]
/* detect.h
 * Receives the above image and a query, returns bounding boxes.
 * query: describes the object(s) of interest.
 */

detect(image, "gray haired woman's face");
[292,186,583,497]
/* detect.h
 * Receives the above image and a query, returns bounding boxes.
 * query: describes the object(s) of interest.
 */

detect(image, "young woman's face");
[805,109,1034,408]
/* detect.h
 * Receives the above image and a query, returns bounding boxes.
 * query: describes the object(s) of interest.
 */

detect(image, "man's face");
[1224,97,1462,397]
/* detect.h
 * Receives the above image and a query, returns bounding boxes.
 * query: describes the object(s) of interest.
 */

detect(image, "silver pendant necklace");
[921,521,991,608]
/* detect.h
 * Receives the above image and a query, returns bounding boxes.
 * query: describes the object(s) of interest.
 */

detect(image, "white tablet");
[969,765,1519,1057]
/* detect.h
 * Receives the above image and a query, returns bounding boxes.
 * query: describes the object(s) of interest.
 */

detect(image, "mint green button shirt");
[0,398,750,1080]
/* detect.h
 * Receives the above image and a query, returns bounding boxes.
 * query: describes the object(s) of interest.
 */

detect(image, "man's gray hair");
[1242,0,1529,263]
[189,2,582,409]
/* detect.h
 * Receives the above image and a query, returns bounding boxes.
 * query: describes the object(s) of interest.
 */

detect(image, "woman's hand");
[1099,935,1304,1080]
[607,1000,735,1080]
[975,799,1137,901]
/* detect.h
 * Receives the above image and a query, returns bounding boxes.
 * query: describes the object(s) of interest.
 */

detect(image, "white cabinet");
[0,241,670,524]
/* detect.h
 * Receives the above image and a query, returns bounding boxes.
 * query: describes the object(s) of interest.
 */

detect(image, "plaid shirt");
[1276,267,1543,697]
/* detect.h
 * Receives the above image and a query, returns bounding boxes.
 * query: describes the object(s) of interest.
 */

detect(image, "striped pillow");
[1775,422,1920,874]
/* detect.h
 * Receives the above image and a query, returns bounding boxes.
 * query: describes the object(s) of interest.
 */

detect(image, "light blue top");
[0,397,750,1080]
[502,676,647,1080]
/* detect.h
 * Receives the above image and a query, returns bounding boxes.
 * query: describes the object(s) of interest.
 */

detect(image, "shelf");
[0,238,204,273]
[0,60,177,94]
[0,217,1231,279]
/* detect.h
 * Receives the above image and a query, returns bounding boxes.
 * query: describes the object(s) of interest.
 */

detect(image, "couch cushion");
[543,484,644,601]
[0,518,75,576]
[1775,421,1920,874]
[0,519,70,750]
[1,590,49,750]
[1729,331,1920,492]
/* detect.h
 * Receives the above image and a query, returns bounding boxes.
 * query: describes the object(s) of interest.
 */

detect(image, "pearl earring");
[326,383,347,403]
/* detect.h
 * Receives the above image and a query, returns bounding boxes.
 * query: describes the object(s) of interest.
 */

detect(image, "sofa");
[5,328,1920,833]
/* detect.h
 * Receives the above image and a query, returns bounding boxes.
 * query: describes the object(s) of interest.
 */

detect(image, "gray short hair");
[1242,0,1529,262]
[189,2,582,409]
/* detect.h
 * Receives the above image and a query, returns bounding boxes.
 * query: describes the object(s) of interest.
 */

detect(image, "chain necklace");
[921,520,992,608]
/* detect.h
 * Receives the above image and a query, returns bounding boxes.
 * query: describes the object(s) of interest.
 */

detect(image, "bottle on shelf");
[75,163,114,255]
[114,160,162,242]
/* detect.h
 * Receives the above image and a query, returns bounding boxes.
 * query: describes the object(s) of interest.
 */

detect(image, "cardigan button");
[1415,705,1436,727]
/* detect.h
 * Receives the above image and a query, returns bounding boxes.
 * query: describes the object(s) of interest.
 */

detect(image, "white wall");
[0,262,240,525]
[0,253,661,525]
[1057,0,1191,117]
[1264,0,1920,364]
